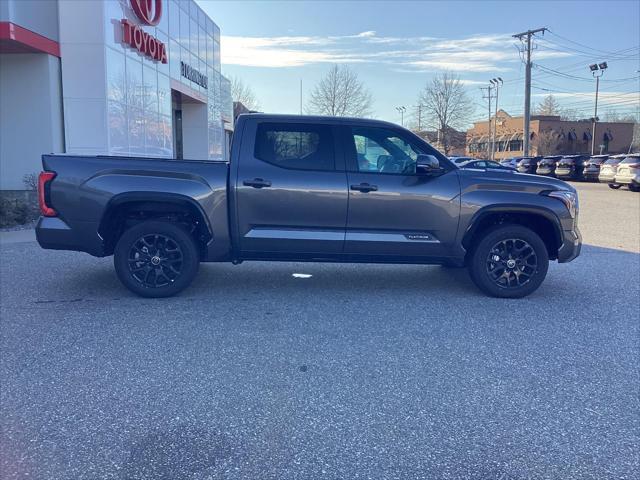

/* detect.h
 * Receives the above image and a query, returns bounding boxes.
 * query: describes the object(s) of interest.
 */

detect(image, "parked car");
[536,156,563,177]
[555,155,589,181]
[458,159,516,172]
[516,157,542,174]
[36,114,581,299]
[500,158,520,169]
[449,156,476,165]
[598,154,627,188]
[613,154,640,192]
[582,155,609,182]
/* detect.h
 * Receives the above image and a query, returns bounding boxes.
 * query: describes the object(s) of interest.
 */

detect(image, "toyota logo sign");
[130,0,162,26]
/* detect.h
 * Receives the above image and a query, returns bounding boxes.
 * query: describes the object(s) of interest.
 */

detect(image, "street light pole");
[396,106,406,127]
[589,62,607,155]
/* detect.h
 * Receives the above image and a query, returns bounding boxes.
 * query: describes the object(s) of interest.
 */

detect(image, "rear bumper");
[536,168,555,176]
[36,217,104,256]
[557,226,582,263]
[613,173,640,185]
[598,173,617,183]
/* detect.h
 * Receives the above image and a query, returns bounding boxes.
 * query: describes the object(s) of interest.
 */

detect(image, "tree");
[230,75,260,111]
[534,94,562,116]
[308,65,372,117]
[417,72,474,155]
[532,130,562,156]
[603,109,636,123]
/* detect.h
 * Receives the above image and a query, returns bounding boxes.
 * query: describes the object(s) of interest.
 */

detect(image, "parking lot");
[1,182,638,479]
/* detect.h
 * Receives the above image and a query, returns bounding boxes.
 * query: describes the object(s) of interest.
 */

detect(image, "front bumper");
[557,225,582,263]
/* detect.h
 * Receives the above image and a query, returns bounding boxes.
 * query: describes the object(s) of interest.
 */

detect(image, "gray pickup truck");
[36,114,581,298]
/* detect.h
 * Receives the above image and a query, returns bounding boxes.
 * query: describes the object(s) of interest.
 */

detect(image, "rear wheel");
[608,183,622,189]
[114,220,200,298]
[468,225,549,298]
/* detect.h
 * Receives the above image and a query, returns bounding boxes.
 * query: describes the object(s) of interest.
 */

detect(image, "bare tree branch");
[229,75,260,111]
[417,72,474,155]
[308,65,372,117]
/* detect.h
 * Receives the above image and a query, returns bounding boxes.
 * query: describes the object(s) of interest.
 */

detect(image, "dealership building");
[0,0,233,193]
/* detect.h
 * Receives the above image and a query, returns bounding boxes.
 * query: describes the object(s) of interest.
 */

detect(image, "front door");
[341,125,460,258]
[235,120,348,256]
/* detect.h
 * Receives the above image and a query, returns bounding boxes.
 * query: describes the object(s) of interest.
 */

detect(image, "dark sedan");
[536,156,562,177]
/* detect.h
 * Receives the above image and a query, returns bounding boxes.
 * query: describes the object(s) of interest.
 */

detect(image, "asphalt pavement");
[1,182,639,479]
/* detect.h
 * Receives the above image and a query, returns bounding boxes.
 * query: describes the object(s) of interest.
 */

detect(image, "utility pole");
[489,77,503,161]
[480,85,494,158]
[589,62,607,155]
[299,79,303,115]
[513,27,547,156]
[416,104,423,131]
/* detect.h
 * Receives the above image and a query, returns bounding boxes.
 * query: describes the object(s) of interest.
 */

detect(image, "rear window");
[254,123,335,171]
[620,156,640,164]
[605,158,623,165]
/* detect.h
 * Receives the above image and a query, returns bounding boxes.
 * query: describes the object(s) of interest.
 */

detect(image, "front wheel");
[629,184,640,192]
[608,183,622,189]
[468,225,549,298]
[114,220,200,298]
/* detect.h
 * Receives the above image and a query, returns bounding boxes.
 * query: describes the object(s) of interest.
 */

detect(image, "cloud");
[220,32,562,72]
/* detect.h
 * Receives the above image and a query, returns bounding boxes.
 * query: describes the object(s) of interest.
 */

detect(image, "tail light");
[38,171,57,217]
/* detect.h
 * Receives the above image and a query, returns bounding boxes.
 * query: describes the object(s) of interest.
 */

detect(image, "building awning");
[603,131,613,141]
[508,132,523,141]
[583,131,592,141]
[568,131,578,141]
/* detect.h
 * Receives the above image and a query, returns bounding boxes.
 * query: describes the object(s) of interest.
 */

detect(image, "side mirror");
[416,154,444,175]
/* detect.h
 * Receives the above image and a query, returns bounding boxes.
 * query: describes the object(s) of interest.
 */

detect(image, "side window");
[350,127,425,175]
[254,123,334,171]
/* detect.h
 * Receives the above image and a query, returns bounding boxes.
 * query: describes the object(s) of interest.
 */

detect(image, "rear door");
[235,119,348,255]
[340,124,461,258]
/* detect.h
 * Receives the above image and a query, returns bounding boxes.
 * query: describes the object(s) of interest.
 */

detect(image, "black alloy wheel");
[128,233,184,288]
[485,238,537,289]
[114,221,200,298]
[468,224,549,298]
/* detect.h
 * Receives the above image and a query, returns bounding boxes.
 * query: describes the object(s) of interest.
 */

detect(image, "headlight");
[544,190,578,218]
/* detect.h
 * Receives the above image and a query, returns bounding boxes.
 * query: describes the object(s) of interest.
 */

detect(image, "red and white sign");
[130,0,163,26]
[121,0,167,63]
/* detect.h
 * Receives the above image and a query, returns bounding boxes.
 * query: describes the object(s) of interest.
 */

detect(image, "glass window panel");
[160,115,173,157]
[128,107,145,153]
[169,40,180,80]
[145,109,161,152]
[143,64,158,116]
[108,100,128,155]
[179,5,189,48]
[168,0,179,41]
[190,18,198,57]
[157,0,168,35]
[199,26,206,63]
[104,0,126,49]
[106,47,126,103]
[213,40,220,71]
[158,73,171,116]
[125,56,144,110]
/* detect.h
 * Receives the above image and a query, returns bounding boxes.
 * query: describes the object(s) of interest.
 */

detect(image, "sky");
[196,0,640,127]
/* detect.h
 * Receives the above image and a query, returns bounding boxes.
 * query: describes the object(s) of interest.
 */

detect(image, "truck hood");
[457,169,575,194]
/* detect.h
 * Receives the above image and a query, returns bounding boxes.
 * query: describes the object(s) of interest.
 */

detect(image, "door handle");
[243,178,272,189]
[350,183,378,193]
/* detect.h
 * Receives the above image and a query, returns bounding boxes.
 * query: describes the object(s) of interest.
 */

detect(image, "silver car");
[599,154,627,189]
[613,154,640,192]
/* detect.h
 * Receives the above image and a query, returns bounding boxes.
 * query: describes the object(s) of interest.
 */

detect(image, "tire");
[608,183,622,189]
[468,224,549,299]
[629,184,640,192]
[114,220,200,298]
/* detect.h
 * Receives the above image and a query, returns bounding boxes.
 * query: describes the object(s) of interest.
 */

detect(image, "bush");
[0,197,38,228]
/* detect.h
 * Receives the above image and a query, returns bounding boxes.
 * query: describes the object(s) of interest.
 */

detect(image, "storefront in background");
[0,0,233,192]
